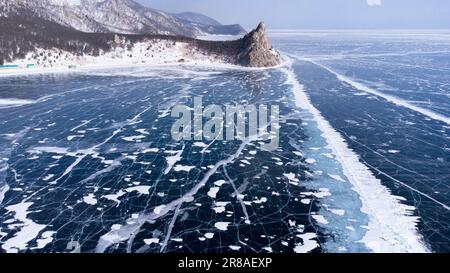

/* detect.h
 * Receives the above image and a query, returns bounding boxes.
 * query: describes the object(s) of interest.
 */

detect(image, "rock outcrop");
[236,22,283,67]
[188,22,284,68]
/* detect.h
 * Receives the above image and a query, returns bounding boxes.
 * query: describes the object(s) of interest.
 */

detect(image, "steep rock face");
[236,22,283,67]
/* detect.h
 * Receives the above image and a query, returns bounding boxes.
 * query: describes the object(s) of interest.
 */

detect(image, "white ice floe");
[301,188,332,199]
[67,135,84,141]
[173,165,195,172]
[144,238,160,245]
[253,197,268,204]
[164,148,184,174]
[125,186,151,195]
[294,233,319,253]
[30,146,70,155]
[329,209,346,216]
[207,187,220,199]
[214,180,227,186]
[305,158,317,164]
[2,202,46,253]
[214,222,231,231]
[35,231,56,250]
[229,245,242,251]
[193,142,208,148]
[0,184,10,205]
[122,135,146,142]
[102,190,126,204]
[213,207,226,213]
[312,214,329,225]
[282,63,429,253]
[111,224,122,231]
[283,173,300,185]
[262,247,273,253]
[301,199,311,205]
[83,193,98,205]
[142,148,159,153]
[134,129,148,135]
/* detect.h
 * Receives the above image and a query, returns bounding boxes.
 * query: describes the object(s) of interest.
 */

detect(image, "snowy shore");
[0,50,286,79]
[0,40,232,76]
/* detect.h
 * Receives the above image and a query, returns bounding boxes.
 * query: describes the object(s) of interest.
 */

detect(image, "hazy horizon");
[137,0,450,30]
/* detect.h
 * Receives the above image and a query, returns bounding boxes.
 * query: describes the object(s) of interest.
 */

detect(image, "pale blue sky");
[137,0,450,29]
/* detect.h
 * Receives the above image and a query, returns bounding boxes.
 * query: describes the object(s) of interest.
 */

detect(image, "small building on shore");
[0,64,36,69]
[0,64,20,69]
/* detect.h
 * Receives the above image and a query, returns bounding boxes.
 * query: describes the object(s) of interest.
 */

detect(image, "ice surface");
[282,63,429,253]
[1,35,448,252]
[271,31,450,252]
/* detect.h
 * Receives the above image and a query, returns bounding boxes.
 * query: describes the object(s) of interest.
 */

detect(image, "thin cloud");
[366,0,382,6]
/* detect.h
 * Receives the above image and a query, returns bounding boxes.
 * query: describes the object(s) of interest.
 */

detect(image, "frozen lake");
[1,31,449,253]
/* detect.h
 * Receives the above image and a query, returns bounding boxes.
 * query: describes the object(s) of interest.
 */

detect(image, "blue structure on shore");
[0,64,36,69]
[0,64,20,69]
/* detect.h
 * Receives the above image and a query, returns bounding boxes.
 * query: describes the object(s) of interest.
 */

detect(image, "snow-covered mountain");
[0,0,281,68]
[0,0,246,37]
[0,3,281,69]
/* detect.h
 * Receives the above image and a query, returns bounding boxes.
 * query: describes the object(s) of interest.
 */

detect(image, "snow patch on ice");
[214,222,231,231]
[83,193,98,205]
[294,233,319,253]
[2,202,46,253]
[0,99,36,108]
[125,186,151,195]
[207,187,220,199]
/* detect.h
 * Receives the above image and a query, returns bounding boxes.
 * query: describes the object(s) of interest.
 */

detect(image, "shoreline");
[0,59,287,78]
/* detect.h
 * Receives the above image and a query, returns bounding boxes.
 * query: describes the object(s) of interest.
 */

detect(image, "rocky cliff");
[236,22,283,67]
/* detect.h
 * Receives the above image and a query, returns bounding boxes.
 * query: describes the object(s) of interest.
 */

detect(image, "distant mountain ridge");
[0,0,246,37]
[173,12,222,26]
[172,11,247,36]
